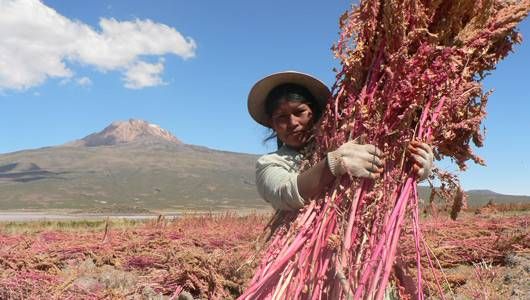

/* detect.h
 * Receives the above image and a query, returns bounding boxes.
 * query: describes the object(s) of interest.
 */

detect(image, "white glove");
[408,141,434,181]
[327,140,384,179]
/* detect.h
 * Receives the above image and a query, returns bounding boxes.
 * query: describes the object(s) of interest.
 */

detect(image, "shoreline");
[0,212,177,222]
[0,208,273,222]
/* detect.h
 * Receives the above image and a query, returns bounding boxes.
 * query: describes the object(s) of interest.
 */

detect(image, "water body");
[0,212,179,222]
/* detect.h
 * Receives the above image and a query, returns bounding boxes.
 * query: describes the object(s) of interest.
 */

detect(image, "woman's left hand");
[408,141,434,181]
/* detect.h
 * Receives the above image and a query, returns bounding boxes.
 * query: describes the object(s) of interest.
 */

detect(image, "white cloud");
[76,76,92,87]
[124,61,166,89]
[0,0,196,91]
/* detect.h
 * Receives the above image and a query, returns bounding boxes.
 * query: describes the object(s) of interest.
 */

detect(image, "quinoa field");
[0,210,528,299]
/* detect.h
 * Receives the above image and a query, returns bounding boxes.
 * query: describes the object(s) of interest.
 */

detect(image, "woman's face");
[270,100,314,150]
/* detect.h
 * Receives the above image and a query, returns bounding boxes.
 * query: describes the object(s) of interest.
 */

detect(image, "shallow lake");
[0,212,179,222]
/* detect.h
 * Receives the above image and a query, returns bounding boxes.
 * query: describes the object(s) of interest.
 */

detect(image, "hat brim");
[248,71,331,127]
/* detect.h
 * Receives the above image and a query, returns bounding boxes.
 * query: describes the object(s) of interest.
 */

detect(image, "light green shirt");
[255,145,306,211]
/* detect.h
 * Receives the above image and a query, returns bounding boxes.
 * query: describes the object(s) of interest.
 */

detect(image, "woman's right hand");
[327,140,384,179]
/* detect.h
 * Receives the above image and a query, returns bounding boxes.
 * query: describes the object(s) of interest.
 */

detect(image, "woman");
[248,71,434,211]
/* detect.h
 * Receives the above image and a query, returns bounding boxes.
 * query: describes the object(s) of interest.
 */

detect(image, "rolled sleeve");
[255,154,305,211]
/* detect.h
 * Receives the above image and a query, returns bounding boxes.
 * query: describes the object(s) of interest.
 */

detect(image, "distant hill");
[466,189,500,196]
[417,187,530,208]
[0,119,528,211]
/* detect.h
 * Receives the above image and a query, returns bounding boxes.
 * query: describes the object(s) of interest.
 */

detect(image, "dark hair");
[263,83,322,148]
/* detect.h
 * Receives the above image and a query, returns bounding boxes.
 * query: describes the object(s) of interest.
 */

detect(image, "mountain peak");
[70,119,181,147]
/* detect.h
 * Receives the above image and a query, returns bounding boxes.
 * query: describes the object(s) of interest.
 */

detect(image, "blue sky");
[0,1,528,196]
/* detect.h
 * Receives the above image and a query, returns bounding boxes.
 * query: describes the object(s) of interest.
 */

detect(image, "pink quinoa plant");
[240,1,530,299]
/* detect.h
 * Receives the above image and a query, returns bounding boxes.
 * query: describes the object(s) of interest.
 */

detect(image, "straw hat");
[247,71,331,127]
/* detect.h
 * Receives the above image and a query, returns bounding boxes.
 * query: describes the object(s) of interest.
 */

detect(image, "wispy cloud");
[76,77,93,87]
[0,0,196,91]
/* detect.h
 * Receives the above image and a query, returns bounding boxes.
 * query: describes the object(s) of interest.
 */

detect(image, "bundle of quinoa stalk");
[240,0,530,299]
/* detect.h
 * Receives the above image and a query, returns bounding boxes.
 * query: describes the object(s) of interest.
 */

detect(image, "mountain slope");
[0,120,265,211]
